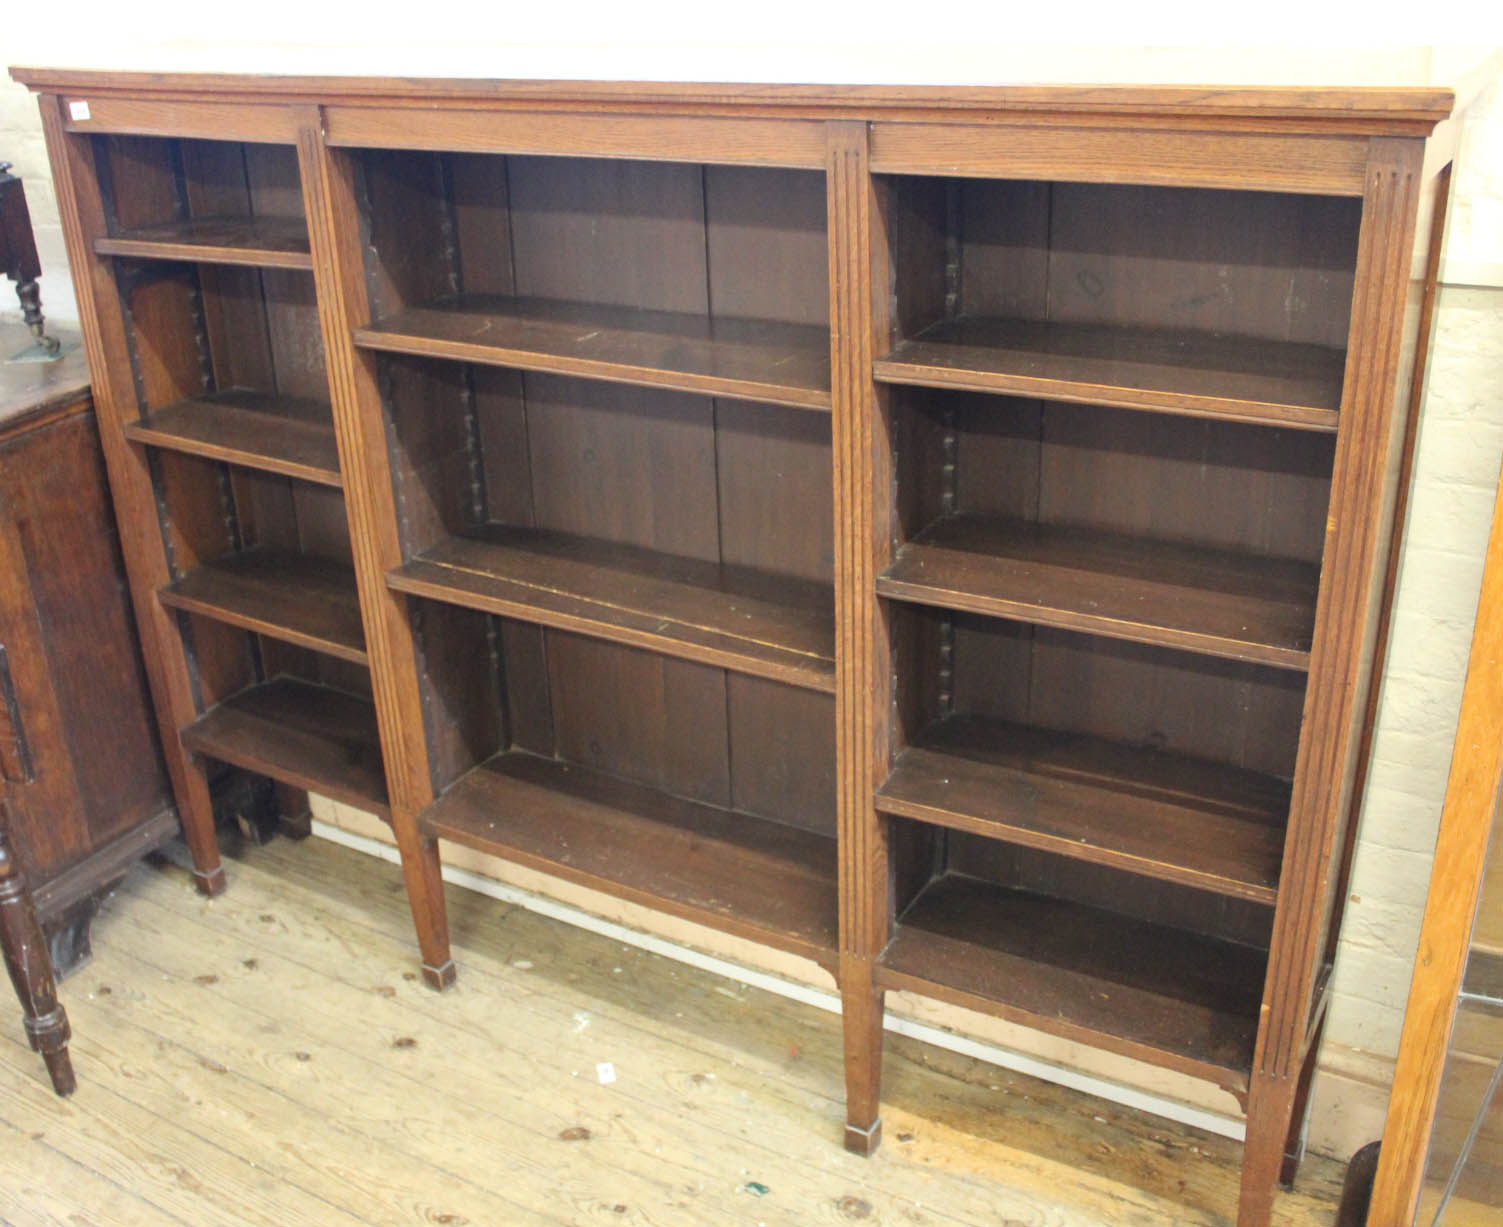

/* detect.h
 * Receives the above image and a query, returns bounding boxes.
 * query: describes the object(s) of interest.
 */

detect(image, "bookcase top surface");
[8,67,1454,132]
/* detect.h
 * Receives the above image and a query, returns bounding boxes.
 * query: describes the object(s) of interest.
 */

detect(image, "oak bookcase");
[12,69,1457,1227]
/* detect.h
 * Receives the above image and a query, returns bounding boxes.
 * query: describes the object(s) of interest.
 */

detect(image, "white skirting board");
[310,817,1248,1142]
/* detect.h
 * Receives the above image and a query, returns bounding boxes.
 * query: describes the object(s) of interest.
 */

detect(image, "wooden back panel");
[361,149,836,830]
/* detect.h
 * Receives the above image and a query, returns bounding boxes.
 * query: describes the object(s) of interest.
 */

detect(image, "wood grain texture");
[159,550,367,665]
[1326,162,1454,977]
[826,119,897,1147]
[20,73,1450,1227]
[50,95,299,141]
[327,105,826,167]
[874,316,1344,431]
[354,295,831,411]
[122,390,343,487]
[0,401,169,879]
[34,96,225,896]
[95,215,311,268]
[880,873,1264,1090]
[1239,136,1424,1227]
[869,123,1370,194]
[387,526,835,692]
[1253,137,1424,1082]
[0,331,90,434]
[879,514,1318,669]
[180,677,387,821]
[11,69,1453,131]
[423,750,838,965]
[876,715,1288,902]
[297,121,454,984]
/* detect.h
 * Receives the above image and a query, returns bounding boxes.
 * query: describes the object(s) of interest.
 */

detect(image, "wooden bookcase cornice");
[10,68,1454,134]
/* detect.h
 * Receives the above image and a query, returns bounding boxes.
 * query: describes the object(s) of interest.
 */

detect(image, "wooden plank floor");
[0,835,1345,1226]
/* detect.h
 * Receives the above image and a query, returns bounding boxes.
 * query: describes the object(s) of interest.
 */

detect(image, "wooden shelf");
[123,390,343,487]
[873,316,1345,431]
[877,513,1318,670]
[180,678,387,821]
[160,550,367,665]
[423,750,838,965]
[877,715,1288,903]
[387,526,836,693]
[95,216,313,269]
[353,295,832,412]
[879,873,1266,1089]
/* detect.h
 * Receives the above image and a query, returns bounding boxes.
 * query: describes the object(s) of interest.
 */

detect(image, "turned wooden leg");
[0,806,75,1096]
[840,954,885,1155]
[180,755,226,897]
[1281,1016,1325,1187]
[392,818,454,989]
[1239,1070,1299,1227]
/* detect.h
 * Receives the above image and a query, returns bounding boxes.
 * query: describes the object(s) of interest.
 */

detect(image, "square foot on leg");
[422,959,457,991]
[844,1118,882,1156]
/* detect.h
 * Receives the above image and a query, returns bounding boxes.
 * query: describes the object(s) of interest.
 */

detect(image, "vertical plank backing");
[507,155,708,311]
[957,179,1051,321]
[448,152,548,761]
[1253,137,1424,1084]
[176,138,355,695]
[1045,185,1360,348]
[34,95,225,894]
[507,157,729,794]
[296,113,453,986]
[705,165,837,835]
[1037,406,1334,563]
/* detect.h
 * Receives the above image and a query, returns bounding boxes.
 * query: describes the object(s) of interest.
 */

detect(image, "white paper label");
[68,100,91,122]
[595,1062,616,1084]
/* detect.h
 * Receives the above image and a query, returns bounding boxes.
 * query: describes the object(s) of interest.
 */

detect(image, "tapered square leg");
[181,758,226,897]
[1281,1017,1325,1187]
[841,954,885,1155]
[1239,1070,1299,1227]
[393,822,454,991]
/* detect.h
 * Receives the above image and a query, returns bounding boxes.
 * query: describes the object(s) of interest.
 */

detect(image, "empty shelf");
[423,750,838,965]
[96,215,313,269]
[388,526,836,692]
[877,715,1288,903]
[124,390,342,487]
[874,315,1344,431]
[877,514,1318,669]
[880,873,1266,1089]
[180,678,387,820]
[354,295,832,411]
[160,550,367,665]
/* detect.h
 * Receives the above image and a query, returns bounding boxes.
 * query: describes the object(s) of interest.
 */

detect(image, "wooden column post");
[828,118,897,1155]
[1240,134,1423,1227]
[296,113,453,989]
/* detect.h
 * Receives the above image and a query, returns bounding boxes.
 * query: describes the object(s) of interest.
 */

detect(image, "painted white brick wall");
[1,39,1499,1158]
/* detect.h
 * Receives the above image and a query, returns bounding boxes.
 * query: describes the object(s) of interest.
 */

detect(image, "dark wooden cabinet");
[12,71,1460,1227]
[0,320,180,1090]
